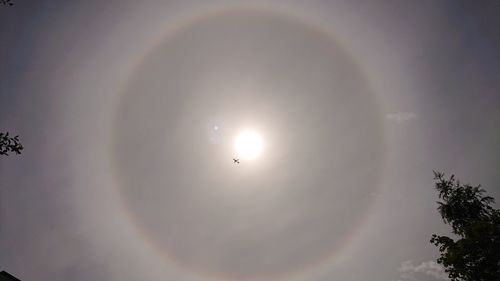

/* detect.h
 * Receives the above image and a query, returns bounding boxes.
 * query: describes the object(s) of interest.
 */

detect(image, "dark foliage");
[0,0,14,6]
[0,132,23,156]
[431,171,500,281]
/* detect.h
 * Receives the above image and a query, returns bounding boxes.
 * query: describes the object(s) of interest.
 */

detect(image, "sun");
[234,130,264,159]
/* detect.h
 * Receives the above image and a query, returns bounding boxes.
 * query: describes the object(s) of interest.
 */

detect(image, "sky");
[1,1,499,281]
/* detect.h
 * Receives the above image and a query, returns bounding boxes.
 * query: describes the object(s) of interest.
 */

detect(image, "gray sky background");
[1,1,499,281]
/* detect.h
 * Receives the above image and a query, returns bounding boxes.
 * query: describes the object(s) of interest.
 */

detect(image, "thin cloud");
[386,112,418,124]
[395,260,449,281]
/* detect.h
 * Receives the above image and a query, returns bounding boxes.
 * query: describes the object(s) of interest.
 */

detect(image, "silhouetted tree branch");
[431,171,500,281]
[0,132,23,156]
[0,0,14,6]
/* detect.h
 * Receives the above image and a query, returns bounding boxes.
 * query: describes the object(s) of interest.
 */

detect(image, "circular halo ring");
[110,7,387,281]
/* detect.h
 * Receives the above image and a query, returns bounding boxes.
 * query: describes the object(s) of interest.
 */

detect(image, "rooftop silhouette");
[0,271,20,281]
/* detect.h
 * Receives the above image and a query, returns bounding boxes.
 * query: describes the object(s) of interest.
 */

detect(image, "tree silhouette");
[0,132,23,156]
[0,0,14,7]
[431,171,500,281]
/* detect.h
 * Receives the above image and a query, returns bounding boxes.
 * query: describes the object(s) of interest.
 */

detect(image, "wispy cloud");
[386,112,418,124]
[395,260,449,281]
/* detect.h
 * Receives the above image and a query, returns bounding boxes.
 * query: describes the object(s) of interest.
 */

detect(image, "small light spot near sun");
[214,126,219,131]
[234,130,264,159]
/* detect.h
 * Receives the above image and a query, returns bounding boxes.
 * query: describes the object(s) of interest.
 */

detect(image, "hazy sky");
[1,1,499,281]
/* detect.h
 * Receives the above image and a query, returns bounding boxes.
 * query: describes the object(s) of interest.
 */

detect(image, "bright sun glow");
[234,130,264,159]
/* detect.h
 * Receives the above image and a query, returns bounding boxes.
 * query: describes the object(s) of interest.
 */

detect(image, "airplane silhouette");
[233,158,240,164]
